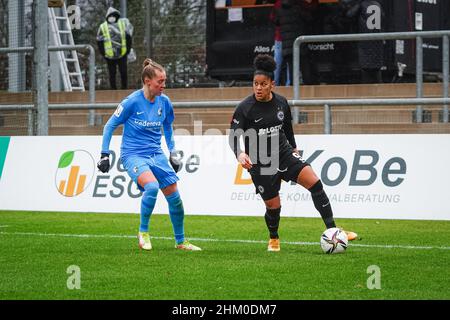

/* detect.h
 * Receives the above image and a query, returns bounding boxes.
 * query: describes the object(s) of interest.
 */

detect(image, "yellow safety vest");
[100,20,127,58]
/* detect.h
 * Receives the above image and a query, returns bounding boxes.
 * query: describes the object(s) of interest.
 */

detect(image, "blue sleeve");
[162,97,175,153]
[101,101,132,154]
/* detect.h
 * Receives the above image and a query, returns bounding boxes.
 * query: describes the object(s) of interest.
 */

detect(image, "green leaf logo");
[58,151,74,169]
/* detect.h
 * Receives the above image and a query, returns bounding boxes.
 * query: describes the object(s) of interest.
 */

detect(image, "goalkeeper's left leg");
[164,189,185,245]
[163,185,202,250]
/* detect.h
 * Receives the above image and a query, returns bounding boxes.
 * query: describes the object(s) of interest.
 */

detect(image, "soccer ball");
[320,227,348,254]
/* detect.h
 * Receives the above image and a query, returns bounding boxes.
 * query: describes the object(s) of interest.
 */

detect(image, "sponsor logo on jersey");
[134,119,161,127]
[258,124,283,136]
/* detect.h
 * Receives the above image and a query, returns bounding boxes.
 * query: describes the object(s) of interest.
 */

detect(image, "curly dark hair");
[253,54,276,73]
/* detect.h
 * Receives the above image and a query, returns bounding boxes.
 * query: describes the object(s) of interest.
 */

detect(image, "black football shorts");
[249,149,310,201]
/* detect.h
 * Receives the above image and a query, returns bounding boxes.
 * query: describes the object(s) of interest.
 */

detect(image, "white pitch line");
[0,225,9,228]
[0,231,449,251]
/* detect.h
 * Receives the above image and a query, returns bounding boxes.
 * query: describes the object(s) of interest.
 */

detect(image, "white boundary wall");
[0,135,449,220]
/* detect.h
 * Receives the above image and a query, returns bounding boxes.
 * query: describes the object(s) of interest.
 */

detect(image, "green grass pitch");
[0,210,449,300]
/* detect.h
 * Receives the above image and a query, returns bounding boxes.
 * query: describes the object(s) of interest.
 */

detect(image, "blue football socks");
[139,181,159,232]
[165,190,185,244]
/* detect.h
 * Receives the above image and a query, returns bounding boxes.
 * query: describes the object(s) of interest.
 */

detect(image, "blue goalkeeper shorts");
[122,152,179,191]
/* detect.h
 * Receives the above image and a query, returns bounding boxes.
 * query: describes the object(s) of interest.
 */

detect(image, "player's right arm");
[228,104,252,169]
[97,101,132,173]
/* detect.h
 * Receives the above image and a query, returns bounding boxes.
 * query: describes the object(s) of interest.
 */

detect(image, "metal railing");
[0,45,96,102]
[2,31,450,135]
[0,44,96,133]
[293,30,450,126]
[290,97,450,134]
[3,97,450,136]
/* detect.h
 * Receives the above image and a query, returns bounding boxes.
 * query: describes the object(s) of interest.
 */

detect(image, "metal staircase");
[48,4,84,91]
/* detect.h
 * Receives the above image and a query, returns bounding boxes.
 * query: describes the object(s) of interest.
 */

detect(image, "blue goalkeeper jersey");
[101,89,175,158]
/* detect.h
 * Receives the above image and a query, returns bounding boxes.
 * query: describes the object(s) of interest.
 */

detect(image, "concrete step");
[2,83,450,104]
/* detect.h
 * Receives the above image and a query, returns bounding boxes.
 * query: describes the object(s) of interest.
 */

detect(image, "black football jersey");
[228,92,297,165]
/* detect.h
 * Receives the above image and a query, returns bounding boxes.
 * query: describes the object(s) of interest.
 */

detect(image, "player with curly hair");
[228,54,357,251]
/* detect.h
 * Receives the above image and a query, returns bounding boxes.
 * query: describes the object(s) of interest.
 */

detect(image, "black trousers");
[361,68,382,84]
[281,53,319,86]
[106,55,128,89]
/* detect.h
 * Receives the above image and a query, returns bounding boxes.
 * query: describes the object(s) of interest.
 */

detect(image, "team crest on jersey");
[133,166,138,173]
[258,185,265,194]
[277,110,285,121]
[158,107,162,116]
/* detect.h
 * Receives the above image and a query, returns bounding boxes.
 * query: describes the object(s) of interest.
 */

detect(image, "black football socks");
[265,207,281,239]
[309,180,336,229]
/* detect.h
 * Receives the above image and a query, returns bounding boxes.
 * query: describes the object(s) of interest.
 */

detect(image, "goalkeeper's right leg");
[138,232,152,250]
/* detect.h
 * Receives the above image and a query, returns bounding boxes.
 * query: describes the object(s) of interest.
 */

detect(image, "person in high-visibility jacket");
[97,7,133,90]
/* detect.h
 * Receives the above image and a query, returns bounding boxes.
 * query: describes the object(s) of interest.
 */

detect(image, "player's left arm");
[162,97,182,172]
[162,96,175,152]
[283,102,297,150]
